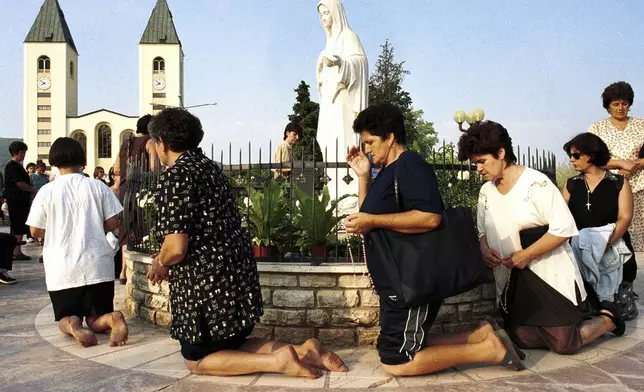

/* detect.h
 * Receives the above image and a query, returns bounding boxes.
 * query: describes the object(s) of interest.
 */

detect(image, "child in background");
[27,137,128,348]
[31,161,49,192]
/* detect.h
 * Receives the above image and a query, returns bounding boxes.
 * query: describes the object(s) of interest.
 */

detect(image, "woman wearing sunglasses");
[562,133,635,322]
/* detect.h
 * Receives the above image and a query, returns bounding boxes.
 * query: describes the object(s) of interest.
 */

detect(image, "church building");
[23,0,184,173]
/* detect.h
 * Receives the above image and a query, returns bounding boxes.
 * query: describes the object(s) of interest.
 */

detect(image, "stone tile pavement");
[2,236,644,391]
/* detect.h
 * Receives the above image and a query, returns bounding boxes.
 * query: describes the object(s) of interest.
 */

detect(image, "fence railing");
[124,141,556,263]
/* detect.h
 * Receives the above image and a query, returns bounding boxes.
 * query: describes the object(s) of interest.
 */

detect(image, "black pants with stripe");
[377,296,442,366]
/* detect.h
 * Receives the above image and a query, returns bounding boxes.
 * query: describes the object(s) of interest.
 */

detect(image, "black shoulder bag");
[366,166,487,307]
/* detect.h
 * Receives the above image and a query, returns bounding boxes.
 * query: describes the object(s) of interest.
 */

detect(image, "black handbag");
[366,167,487,307]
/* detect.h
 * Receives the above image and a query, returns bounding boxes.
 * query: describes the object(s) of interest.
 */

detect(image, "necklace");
[583,171,605,211]
[583,178,592,211]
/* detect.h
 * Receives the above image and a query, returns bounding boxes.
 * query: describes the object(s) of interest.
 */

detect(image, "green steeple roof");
[140,0,181,45]
[24,0,78,54]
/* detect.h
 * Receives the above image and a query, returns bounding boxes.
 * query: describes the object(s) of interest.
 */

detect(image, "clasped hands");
[146,252,169,285]
[618,158,643,179]
[483,247,533,270]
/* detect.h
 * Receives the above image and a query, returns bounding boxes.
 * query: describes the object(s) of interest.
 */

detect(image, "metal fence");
[124,141,556,263]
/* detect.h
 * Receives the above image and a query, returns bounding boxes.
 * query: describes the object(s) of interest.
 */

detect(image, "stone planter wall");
[124,249,498,347]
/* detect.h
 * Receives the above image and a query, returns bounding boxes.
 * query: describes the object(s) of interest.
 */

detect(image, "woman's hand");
[345,213,374,235]
[146,253,169,285]
[482,246,503,268]
[502,249,533,270]
[346,147,371,178]
[618,169,632,179]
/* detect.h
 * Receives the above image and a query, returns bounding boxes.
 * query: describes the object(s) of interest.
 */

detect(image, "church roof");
[140,0,181,45]
[24,0,78,54]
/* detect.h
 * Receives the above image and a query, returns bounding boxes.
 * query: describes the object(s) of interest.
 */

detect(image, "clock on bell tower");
[139,0,184,115]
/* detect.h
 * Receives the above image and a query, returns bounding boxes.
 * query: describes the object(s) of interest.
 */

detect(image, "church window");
[38,129,51,135]
[153,93,166,98]
[38,93,51,98]
[71,130,87,156]
[70,61,75,79]
[38,117,51,122]
[38,56,51,72]
[152,104,166,110]
[38,142,51,147]
[38,154,49,160]
[97,125,112,158]
[37,105,51,110]
[153,57,165,73]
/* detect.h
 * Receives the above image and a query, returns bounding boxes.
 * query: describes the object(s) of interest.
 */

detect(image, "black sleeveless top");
[566,171,633,252]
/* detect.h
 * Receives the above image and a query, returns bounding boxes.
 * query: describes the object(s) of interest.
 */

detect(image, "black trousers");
[0,233,17,270]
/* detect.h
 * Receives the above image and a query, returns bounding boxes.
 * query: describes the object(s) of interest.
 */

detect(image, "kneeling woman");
[346,103,526,377]
[457,122,623,355]
[145,108,347,378]
[563,133,635,318]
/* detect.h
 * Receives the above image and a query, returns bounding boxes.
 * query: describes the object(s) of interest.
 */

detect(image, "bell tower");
[139,0,184,116]
[23,0,78,166]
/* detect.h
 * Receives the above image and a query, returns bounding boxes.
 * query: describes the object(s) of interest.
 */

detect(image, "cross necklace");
[583,172,604,211]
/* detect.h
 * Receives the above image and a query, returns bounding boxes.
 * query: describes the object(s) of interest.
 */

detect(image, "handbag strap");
[393,162,446,213]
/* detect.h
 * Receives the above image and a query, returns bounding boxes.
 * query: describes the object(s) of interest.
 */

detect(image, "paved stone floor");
[2,235,644,391]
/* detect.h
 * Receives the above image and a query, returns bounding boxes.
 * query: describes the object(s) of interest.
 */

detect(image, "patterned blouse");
[588,117,644,193]
[155,148,263,343]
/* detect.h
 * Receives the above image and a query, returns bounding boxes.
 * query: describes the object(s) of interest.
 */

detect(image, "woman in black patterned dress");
[145,108,346,378]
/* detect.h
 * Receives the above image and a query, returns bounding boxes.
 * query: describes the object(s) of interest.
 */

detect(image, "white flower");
[138,195,149,208]
[142,235,149,243]
[243,197,251,207]
[457,171,471,181]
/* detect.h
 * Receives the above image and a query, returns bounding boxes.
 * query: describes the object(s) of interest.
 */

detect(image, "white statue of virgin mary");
[316,0,368,212]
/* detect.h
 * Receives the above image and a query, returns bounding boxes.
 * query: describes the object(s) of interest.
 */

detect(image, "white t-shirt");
[26,173,123,291]
[477,168,587,305]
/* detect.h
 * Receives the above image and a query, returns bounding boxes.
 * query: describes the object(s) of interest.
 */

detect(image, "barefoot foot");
[67,316,98,348]
[277,346,323,379]
[109,311,129,347]
[300,338,348,372]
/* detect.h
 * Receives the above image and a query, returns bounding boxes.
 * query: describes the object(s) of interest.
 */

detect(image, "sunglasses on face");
[568,152,582,160]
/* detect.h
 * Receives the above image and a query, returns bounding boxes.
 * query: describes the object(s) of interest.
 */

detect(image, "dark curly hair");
[149,108,204,152]
[563,133,611,167]
[602,81,634,110]
[8,141,28,157]
[136,114,153,135]
[49,137,87,168]
[353,102,406,145]
[457,121,517,164]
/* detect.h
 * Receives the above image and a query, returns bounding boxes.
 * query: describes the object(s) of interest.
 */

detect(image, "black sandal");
[495,329,526,371]
[599,300,626,337]
[484,316,526,361]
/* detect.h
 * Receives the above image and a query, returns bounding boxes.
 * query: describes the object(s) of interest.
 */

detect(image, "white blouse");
[477,168,587,306]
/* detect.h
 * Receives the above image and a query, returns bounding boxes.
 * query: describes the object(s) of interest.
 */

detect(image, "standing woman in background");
[588,82,644,252]
[111,115,158,284]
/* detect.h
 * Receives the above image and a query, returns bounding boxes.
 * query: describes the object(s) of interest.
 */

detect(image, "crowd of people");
[0,80,642,378]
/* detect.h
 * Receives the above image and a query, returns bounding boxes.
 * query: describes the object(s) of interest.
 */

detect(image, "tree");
[288,81,323,162]
[369,40,437,157]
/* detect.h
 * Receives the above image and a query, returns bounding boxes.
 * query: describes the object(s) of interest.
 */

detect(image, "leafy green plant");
[293,186,351,250]
[243,180,289,247]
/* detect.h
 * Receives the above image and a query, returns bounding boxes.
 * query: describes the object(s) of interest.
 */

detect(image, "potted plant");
[293,186,351,262]
[243,180,288,257]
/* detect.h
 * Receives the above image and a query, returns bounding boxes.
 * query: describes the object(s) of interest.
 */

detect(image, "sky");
[1,0,643,164]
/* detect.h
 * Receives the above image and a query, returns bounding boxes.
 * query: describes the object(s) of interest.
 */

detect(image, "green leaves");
[293,186,350,249]
[369,40,438,158]
[245,180,288,246]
